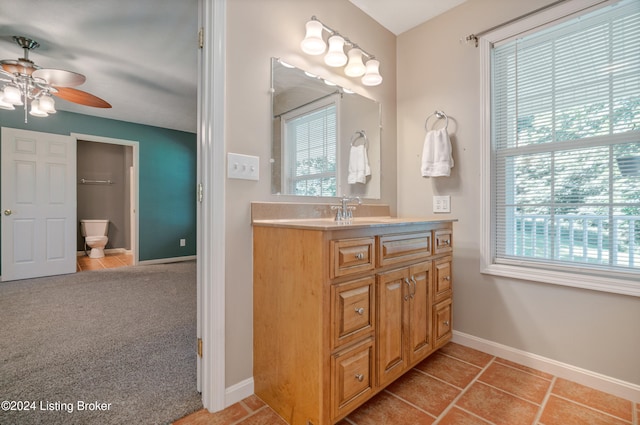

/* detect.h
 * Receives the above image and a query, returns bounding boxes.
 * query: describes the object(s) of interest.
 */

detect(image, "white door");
[1,127,76,281]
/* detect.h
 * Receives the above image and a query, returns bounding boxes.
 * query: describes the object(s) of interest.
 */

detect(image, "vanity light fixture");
[300,16,382,86]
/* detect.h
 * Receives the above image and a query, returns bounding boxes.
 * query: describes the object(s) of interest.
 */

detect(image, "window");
[282,96,339,196]
[481,0,640,296]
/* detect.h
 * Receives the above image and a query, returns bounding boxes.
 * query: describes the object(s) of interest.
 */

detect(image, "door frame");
[198,0,226,412]
[71,133,139,266]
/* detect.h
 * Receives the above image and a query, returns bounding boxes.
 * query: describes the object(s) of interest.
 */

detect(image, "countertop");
[251,216,457,230]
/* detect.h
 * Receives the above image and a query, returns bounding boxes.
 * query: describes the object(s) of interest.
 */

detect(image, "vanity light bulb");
[301,20,326,55]
[345,49,366,77]
[362,59,383,86]
[324,35,348,67]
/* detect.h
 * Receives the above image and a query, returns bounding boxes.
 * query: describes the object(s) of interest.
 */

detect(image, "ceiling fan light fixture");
[0,94,16,110]
[3,85,23,105]
[29,99,48,117]
[39,95,56,113]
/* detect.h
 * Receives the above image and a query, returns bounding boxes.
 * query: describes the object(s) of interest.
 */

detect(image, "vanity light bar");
[301,16,383,86]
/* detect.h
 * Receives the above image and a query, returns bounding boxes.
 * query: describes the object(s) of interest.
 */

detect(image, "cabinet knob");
[355,307,365,315]
[355,373,364,382]
[444,276,451,281]
[355,252,365,260]
[443,321,450,327]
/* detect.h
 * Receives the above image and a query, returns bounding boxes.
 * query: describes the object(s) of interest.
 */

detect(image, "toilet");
[80,219,109,259]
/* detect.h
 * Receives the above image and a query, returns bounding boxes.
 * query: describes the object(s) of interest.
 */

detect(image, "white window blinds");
[284,102,337,196]
[490,0,640,279]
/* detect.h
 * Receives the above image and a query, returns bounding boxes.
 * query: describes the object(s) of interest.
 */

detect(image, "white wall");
[396,0,640,386]
[225,0,397,387]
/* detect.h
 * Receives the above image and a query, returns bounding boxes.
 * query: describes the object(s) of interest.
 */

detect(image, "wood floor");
[174,342,638,425]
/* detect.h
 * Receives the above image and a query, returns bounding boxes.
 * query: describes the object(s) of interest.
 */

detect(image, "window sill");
[481,263,640,297]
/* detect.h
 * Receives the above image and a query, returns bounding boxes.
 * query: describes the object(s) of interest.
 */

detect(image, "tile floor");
[174,342,638,425]
[76,251,133,271]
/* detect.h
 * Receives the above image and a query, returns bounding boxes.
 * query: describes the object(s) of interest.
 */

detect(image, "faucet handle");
[331,205,343,221]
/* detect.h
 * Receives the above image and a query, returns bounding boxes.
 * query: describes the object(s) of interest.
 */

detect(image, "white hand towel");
[421,128,454,177]
[348,144,371,184]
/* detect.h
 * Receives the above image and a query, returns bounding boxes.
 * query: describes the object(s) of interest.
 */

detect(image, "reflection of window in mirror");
[282,94,340,196]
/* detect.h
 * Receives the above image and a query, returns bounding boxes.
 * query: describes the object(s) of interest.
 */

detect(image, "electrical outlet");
[227,153,259,181]
[433,195,451,213]
[180,239,186,247]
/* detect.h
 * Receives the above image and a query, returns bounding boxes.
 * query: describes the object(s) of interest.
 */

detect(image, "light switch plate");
[433,195,451,213]
[227,153,259,181]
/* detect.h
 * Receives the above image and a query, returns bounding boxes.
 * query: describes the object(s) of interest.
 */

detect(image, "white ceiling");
[1,0,462,134]
[349,0,468,35]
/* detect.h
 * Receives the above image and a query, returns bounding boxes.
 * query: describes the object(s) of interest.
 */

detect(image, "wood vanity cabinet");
[253,220,454,425]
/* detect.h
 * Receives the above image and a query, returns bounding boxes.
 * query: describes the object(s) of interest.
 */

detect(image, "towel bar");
[350,130,369,148]
[425,110,449,131]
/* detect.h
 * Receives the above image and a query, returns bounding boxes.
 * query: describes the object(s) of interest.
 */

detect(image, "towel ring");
[425,110,449,131]
[350,130,368,148]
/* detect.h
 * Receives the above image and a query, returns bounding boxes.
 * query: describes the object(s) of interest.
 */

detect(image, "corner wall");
[396,0,640,386]
[225,0,397,387]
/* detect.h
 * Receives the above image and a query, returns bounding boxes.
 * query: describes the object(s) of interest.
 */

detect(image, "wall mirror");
[271,58,381,199]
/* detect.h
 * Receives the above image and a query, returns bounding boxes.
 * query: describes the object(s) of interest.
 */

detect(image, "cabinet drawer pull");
[441,239,451,246]
[443,276,451,281]
[355,252,365,260]
[355,307,365,315]
[355,373,364,382]
[443,321,450,327]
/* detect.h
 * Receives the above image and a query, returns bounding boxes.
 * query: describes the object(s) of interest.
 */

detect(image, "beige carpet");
[0,261,202,424]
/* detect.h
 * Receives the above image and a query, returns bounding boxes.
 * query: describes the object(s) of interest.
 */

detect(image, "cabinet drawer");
[433,256,452,302]
[331,277,375,350]
[433,298,452,348]
[434,230,453,254]
[332,338,375,420]
[377,232,431,267]
[331,238,375,278]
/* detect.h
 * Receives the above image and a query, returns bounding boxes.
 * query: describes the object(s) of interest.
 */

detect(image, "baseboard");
[137,255,197,265]
[452,331,640,403]
[225,377,254,407]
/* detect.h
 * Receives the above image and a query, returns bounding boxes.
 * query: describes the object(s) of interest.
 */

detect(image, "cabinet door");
[407,261,432,364]
[376,268,408,387]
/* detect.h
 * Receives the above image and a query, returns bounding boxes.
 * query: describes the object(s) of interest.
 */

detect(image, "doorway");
[72,133,139,270]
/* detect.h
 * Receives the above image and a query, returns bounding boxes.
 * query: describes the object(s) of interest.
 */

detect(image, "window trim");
[479,0,640,297]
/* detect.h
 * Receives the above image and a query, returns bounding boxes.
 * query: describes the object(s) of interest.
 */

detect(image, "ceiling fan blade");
[1,60,37,76]
[53,87,111,108]
[33,68,86,87]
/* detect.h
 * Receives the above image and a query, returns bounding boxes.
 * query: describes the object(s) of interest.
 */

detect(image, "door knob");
[3,209,12,216]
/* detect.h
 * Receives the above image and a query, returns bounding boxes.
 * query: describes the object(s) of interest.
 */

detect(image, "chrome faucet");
[332,195,362,221]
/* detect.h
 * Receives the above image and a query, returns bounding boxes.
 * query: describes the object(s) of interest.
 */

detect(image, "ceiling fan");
[0,36,111,122]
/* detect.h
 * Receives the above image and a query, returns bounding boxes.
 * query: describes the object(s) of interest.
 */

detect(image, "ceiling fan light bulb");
[324,36,347,67]
[29,99,48,117]
[301,20,326,55]
[39,95,56,113]
[4,85,23,105]
[362,59,383,86]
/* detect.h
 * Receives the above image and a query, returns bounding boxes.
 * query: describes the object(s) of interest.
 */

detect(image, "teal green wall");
[0,109,197,267]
